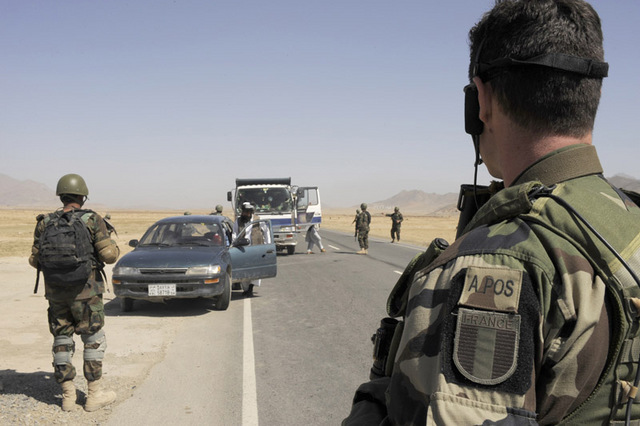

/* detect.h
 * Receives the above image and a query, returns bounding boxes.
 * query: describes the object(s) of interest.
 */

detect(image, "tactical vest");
[461,179,640,425]
[387,178,640,424]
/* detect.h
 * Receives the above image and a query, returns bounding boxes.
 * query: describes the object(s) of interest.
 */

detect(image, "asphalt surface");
[105,229,425,426]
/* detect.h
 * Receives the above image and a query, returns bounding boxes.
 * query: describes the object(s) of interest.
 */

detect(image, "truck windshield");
[237,188,292,213]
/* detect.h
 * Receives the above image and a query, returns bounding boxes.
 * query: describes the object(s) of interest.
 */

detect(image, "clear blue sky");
[2,0,638,209]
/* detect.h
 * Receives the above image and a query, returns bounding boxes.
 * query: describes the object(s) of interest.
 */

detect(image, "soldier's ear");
[473,76,492,126]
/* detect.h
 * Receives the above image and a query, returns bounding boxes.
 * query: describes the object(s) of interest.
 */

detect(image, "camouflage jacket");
[357,211,372,232]
[386,212,403,227]
[29,208,119,301]
[344,144,640,425]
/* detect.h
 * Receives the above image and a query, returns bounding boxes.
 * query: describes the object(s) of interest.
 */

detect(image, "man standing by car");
[344,1,640,424]
[29,174,120,412]
[233,202,269,296]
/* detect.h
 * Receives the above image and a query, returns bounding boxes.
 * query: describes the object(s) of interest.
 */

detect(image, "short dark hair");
[468,0,604,137]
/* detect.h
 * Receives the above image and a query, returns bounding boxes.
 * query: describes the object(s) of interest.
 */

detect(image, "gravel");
[0,372,138,425]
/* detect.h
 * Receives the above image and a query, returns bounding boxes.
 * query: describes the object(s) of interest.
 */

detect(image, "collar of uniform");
[512,144,603,187]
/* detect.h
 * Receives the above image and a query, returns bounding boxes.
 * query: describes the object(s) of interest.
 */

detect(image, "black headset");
[460,39,609,210]
[463,44,609,137]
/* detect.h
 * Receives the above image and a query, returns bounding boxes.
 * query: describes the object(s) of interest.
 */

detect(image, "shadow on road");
[0,369,64,405]
[104,291,253,318]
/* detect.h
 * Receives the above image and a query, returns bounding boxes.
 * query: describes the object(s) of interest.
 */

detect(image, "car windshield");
[237,187,292,213]
[139,222,225,247]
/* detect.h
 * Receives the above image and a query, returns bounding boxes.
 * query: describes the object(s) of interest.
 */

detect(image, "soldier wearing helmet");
[210,204,224,215]
[29,174,120,412]
[385,206,404,243]
[355,203,371,254]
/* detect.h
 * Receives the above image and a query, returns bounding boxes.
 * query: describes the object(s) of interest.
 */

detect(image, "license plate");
[148,284,176,296]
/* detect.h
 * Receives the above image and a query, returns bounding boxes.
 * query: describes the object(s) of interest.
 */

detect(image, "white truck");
[227,178,321,255]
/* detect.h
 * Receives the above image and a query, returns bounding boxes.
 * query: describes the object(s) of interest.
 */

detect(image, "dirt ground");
[0,207,458,423]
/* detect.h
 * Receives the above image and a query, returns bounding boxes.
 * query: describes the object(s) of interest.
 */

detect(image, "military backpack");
[37,210,95,287]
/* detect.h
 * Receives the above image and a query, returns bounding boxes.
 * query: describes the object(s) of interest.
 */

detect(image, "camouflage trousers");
[47,295,106,383]
[358,230,369,249]
[391,226,401,241]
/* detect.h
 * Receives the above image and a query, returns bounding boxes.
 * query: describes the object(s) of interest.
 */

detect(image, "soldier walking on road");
[386,207,403,243]
[356,203,371,255]
[29,174,120,412]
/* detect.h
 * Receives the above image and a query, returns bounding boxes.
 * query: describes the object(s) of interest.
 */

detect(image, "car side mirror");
[128,239,139,248]
[232,237,250,247]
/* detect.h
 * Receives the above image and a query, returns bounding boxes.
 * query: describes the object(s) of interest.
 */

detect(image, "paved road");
[106,230,425,426]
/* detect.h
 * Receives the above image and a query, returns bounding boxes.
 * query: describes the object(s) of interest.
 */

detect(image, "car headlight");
[279,226,294,233]
[186,265,221,275]
[113,266,140,276]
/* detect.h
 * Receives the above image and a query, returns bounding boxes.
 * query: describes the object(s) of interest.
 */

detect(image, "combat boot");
[364,249,368,255]
[356,248,366,254]
[61,380,77,411]
[84,379,116,412]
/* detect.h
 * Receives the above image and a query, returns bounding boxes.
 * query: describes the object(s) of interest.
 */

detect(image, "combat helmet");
[360,203,367,210]
[394,206,399,212]
[215,204,223,213]
[56,174,89,196]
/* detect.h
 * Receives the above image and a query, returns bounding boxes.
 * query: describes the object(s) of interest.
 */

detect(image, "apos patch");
[458,266,523,313]
[452,266,524,386]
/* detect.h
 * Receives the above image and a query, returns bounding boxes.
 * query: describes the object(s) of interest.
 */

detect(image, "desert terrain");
[0,207,458,424]
[0,207,459,259]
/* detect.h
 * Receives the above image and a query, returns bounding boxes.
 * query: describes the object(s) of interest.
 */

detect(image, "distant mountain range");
[4,173,640,213]
[0,173,58,207]
[365,189,459,216]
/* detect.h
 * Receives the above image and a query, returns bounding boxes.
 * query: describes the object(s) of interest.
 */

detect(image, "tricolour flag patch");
[453,307,521,385]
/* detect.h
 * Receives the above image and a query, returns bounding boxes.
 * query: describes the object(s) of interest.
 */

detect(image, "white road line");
[328,245,341,251]
[243,298,259,426]
[394,270,403,275]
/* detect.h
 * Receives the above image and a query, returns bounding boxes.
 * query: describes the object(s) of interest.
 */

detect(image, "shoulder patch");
[459,266,522,313]
[454,307,521,385]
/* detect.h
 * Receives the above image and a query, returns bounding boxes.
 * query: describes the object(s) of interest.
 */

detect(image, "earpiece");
[464,83,483,136]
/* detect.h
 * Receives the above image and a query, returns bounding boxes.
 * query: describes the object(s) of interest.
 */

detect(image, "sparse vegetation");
[0,208,459,258]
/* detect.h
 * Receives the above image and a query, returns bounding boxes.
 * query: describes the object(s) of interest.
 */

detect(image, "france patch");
[453,307,520,385]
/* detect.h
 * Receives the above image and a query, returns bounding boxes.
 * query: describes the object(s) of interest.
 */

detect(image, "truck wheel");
[287,246,295,255]
[120,297,133,312]
[215,272,232,311]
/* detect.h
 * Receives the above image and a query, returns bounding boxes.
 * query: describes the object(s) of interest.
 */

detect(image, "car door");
[229,219,277,282]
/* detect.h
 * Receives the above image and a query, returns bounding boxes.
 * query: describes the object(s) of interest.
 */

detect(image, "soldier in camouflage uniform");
[29,174,120,412]
[386,207,403,243]
[344,1,640,424]
[356,203,371,255]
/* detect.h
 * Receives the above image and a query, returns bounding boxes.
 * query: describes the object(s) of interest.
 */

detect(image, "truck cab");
[227,178,321,255]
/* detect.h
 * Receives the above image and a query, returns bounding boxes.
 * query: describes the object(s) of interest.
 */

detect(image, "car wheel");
[120,297,133,312]
[287,246,295,255]
[215,271,232,311]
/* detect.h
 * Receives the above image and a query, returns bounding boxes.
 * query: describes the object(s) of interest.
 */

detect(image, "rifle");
[455,183,501,238]
[33,265,40,294]
[104,213,118,236]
